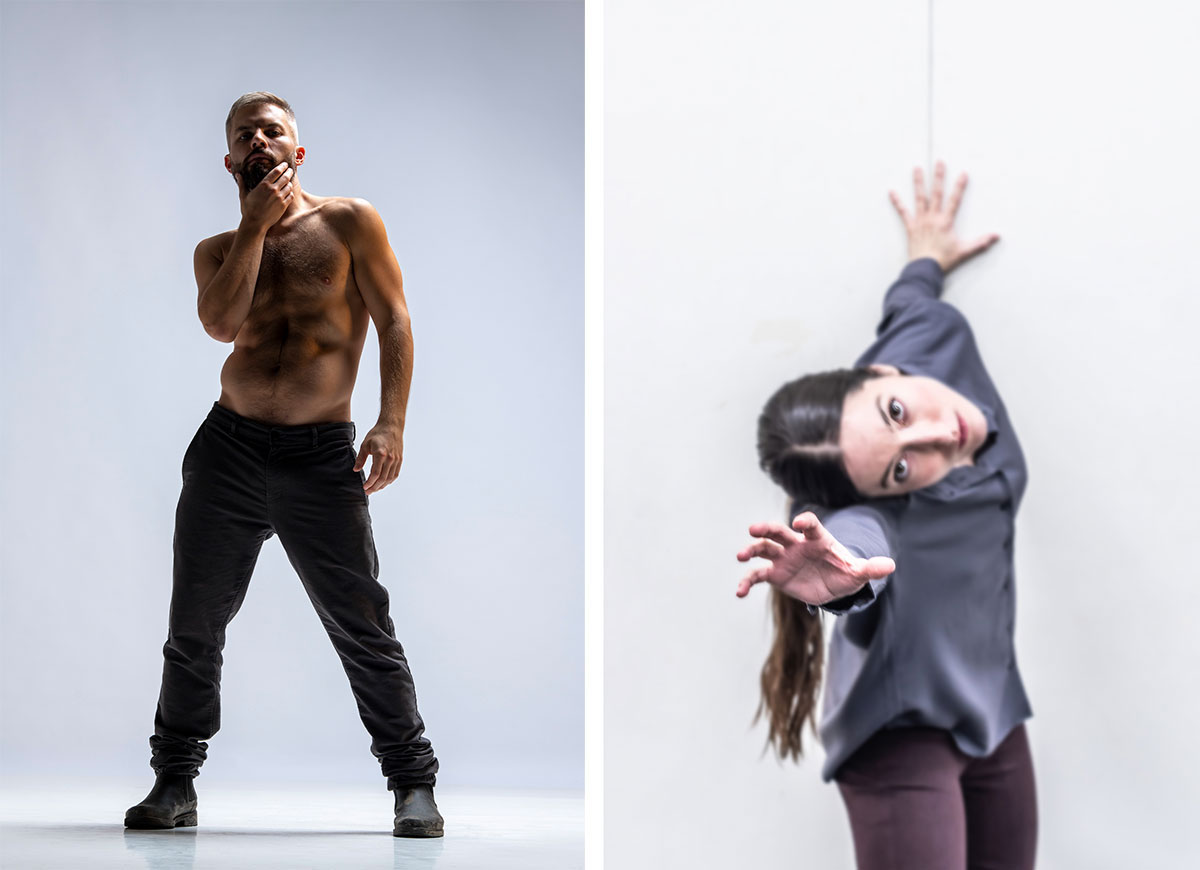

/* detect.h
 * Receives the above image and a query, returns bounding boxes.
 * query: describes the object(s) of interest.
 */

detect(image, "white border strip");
[583,0,604,866]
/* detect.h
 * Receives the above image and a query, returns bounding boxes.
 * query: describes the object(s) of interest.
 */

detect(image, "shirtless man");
[124,92,442,838]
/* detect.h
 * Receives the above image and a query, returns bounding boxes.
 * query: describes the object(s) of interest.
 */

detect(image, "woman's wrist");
[908,252,950,273]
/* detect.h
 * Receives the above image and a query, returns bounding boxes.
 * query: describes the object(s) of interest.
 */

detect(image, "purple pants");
[835,724,1037,870]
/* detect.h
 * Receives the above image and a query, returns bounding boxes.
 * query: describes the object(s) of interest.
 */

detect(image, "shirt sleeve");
[792,502,898,616]
[882,257,945,315]
[856,258,981,382]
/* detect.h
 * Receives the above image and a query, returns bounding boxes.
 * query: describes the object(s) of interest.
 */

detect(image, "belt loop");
[312,425,319,448]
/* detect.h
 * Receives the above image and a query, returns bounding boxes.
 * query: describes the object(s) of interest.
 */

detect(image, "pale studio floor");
[0,778,583,870]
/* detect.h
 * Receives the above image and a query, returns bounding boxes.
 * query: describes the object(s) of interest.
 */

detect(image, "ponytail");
[753,368,883,760]
[756,586,824,760]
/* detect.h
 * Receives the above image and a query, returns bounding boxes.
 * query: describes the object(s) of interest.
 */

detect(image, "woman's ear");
[867,363,901,377]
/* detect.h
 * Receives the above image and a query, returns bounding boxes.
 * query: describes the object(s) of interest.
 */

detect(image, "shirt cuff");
[817,577,886,615]
[899,257,945,295]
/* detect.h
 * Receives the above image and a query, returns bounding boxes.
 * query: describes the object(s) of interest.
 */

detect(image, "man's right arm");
[194,224,268,343]
[195,162,295,343]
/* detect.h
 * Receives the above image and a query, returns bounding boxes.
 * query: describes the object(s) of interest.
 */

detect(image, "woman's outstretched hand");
[735,512,896,606]
[889,159,1000,274]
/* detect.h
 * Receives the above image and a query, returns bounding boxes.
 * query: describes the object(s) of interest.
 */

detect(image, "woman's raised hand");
[735,512,896,606]
[889,160,1000,274]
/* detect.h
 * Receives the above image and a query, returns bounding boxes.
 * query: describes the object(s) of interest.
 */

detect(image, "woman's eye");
[893,456,910,483]
[888,398,906,422]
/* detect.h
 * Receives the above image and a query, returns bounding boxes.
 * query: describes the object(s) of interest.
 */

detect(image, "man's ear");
[867,363,901,377]
[293,146,305,166]
[224,154,232,174]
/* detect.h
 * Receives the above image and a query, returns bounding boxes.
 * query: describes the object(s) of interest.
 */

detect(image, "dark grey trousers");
[148,401,438,789]
[836,724,1036,870]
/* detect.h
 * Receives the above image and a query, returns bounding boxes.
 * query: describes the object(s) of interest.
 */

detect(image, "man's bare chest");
[251,222,355,312]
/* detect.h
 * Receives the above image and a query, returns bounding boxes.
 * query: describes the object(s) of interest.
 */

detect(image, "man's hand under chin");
[354,424,404,494]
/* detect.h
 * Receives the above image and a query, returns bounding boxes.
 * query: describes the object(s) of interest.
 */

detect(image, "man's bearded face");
[240,151,297,191]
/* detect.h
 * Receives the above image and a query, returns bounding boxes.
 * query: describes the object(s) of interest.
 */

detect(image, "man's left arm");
[346,199,412,495]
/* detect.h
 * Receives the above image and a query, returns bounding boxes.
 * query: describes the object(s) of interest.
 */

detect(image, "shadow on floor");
[2,823,445,870]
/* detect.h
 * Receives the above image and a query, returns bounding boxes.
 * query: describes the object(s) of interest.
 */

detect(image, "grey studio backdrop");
[606,0,1199,867]
[0,1,581,790]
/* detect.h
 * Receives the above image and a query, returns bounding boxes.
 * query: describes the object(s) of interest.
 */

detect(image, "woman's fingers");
[746,522,800,548]
[930,160,945,211]
[735,565,772,598]
[945,171,968,221]
[737,519,809,596]
[736,538,786,563]
[914,160,975,217]
[888,189,912,227]
[960,231,1001,263]
[858,555,897,580]
[791,511,828,543]
[913,165,928,212]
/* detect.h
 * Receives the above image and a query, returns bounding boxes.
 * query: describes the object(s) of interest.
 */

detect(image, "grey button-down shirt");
[801,257,1032,783]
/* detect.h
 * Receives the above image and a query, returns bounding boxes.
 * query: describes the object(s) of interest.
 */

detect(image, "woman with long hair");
[736,161,1036,870]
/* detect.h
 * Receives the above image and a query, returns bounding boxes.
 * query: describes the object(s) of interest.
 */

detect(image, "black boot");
[124,773,198,829]
[392,783,444,838]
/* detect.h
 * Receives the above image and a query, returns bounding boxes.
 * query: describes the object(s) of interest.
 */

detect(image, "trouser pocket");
[180,422,206,479]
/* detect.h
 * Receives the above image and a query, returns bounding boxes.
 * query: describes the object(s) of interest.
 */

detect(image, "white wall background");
[0,0,582,791]
[606,0,1199,867]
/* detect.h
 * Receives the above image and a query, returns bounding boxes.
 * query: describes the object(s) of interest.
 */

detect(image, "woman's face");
[839,366,989,498]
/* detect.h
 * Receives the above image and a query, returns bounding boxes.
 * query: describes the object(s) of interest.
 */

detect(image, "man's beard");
[241,153,296,191]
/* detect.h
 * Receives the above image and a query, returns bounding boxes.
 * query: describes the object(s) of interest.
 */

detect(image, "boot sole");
[124,810,198,829]
[392,820,444,838]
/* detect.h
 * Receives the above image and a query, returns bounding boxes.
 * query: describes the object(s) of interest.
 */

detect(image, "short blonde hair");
[224,91,298,144]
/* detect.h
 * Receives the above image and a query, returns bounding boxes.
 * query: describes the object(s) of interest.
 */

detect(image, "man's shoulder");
[195,229,237,260]
[314,195,377,216]
[317,196,389,245]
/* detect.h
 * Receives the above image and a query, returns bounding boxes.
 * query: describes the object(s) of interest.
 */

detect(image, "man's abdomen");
[218,337,364,425]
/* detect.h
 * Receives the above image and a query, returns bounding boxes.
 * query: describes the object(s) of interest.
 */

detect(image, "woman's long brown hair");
[754,369,881,760]
[755,586,824,761]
